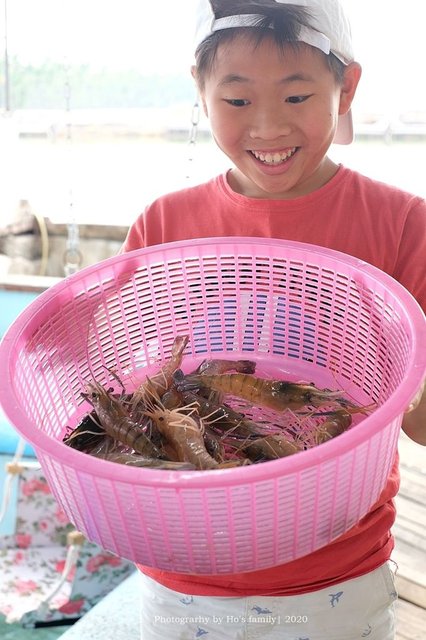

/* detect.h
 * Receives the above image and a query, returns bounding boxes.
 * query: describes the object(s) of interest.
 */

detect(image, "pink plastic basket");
[0,238,424,575]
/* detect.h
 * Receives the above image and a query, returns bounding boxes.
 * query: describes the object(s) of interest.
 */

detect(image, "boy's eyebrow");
[218,74,249,86]
[281,72,316,84]
[218,72,315,86]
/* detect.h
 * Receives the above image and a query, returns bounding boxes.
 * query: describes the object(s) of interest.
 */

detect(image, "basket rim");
[0,237,424,487]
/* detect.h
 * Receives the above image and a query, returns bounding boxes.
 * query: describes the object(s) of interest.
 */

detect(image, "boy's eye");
[224,99,250,107]
[286,95,311,104]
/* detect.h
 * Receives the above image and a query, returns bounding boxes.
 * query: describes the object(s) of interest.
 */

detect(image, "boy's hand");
[405,381,425,413]
[401,380,426,445]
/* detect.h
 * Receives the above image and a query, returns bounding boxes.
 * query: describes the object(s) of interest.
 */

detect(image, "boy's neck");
[227,157,341,200]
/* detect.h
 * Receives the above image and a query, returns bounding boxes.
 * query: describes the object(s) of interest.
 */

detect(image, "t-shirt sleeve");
[393,197,426,314]
[120,212,146,253]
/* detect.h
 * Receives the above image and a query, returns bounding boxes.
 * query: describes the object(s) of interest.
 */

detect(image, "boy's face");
[198,34,360,199]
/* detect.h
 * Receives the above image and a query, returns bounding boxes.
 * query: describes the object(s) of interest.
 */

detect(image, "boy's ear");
[339,62,362,115]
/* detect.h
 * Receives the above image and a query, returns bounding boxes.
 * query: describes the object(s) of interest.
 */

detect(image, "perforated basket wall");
[0,238,424,574]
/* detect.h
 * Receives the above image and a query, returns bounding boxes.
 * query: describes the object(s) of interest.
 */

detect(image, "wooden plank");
[395,599,426,640]
[394,495,426,546]
[392,432,426,608]
[394,571,426,611]
[398,432,426,472]
[398,467,426,503]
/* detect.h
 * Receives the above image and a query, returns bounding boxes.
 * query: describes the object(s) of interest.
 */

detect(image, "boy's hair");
[194,2,346,91]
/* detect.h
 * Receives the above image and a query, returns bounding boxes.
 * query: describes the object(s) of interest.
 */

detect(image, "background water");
[2,135,426,227]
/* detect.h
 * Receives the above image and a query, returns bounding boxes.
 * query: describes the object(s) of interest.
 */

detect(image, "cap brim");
[333,110,354,145]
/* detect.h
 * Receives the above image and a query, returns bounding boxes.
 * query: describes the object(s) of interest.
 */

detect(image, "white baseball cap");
[194,0,355,144]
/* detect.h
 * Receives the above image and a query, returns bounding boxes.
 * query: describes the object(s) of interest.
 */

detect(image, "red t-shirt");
[122,165,426,595]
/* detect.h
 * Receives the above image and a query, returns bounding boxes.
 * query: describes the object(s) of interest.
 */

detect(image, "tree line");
[0,58,195,110]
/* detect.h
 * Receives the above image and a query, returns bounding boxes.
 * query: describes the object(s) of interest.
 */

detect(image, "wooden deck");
[393,432,426,640]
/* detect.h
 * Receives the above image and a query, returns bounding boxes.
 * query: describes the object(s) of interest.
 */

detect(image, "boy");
[123,2,425,638]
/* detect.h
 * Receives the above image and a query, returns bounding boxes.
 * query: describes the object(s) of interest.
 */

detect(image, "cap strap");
[212,14,331,56]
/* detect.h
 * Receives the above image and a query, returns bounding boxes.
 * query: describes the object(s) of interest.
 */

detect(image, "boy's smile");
[251,147,298,166]
[198,34,360,199]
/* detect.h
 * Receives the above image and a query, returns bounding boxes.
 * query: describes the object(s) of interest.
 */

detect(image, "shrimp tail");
[313,409,352,445]
[194,359,256,375]
[241,434,303,461]
[132,334,189,408]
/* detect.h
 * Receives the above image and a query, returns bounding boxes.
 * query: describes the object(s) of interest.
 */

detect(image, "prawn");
[312,409,352,444]
[182,373,345,413]
[87,449,196,470]
[131,334,189,410]
[194,358,256,376]
[240,434,303,461]
[143,400,219,470]
[312,403,375,445]
[174,384,262,439]
[160,384,252,464]
[82,381,164,458]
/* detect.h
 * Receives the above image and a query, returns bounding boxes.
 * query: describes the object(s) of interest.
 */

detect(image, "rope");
[185,97,200,181]
[62,56,82,276]
[63,221,82,276]
[35,542,82,617]
[0,468,16,526]
[33,210,49,276]
[0,437,39,527]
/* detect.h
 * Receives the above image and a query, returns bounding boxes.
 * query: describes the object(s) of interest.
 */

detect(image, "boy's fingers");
[405,381,425,413]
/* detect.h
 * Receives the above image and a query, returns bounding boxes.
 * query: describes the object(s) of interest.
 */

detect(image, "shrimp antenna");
[101,365,126,396]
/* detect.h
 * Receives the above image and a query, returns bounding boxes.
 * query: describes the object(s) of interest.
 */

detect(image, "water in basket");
[0,238,424,574]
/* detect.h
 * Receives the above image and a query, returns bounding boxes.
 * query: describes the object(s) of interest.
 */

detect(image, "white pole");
[3,0,10,111]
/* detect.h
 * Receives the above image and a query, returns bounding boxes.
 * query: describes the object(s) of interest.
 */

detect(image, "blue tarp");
[0,288,40,457]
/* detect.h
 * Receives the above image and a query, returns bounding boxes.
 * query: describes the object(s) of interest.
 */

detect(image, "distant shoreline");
[3,107,426,143]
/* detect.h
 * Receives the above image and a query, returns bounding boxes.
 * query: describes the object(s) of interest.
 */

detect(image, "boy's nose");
[249,108,293,140]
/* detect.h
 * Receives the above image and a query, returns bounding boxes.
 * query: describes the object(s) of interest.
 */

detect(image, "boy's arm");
[401,383,426,445]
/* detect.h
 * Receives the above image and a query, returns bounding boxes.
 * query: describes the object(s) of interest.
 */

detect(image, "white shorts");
[138,562,397,639]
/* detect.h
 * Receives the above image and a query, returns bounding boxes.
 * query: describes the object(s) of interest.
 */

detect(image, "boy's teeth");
[252,148,296,164]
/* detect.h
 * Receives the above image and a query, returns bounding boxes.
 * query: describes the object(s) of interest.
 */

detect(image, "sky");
[2,0,426,114]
